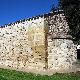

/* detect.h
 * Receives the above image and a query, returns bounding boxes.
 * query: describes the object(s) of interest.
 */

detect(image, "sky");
[0,0,58,26]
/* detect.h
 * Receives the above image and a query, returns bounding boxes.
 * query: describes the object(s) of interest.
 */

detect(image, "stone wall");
[0,17,47,72]
[44,11,77,73]
[0,11,77,75]
[47,39,77,72]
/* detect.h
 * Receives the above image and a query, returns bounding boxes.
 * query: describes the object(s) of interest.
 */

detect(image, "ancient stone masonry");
[0,10,77,75]
[44,10,77,73]
[0,17,47,71]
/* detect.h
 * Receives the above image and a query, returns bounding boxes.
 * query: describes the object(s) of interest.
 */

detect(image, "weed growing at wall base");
[0,68,79,80]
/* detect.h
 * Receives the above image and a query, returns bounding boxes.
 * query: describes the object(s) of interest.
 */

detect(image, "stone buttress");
[44,10,77,73]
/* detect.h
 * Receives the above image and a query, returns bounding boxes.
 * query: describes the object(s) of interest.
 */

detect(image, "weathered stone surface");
[0,11,77,75]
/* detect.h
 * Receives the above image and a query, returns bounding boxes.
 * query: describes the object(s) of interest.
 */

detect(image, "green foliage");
[0,68,80,80]
[50,0,80,44]
[58,0,80,44]
[50,4,57,12]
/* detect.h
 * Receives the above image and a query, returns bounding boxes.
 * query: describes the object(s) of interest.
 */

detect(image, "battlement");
[0,10,64,28]
[0,10,77,75]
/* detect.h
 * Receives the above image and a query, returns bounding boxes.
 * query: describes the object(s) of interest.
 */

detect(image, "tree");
[50,0,80,44]
[58,0,80,44]
[50,4,57,12]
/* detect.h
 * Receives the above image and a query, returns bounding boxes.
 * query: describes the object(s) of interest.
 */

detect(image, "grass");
[0,68,80,80]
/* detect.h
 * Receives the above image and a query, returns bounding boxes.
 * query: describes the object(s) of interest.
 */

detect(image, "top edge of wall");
[0,10,64,28]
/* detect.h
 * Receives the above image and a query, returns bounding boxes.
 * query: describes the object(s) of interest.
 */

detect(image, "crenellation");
[0,10,77,75]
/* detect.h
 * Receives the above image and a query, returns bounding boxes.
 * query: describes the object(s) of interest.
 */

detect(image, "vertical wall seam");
[44,20,48,70]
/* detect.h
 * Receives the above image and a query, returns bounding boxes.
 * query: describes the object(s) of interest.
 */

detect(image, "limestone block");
[5,60,12,67]
[12,61,18,68]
